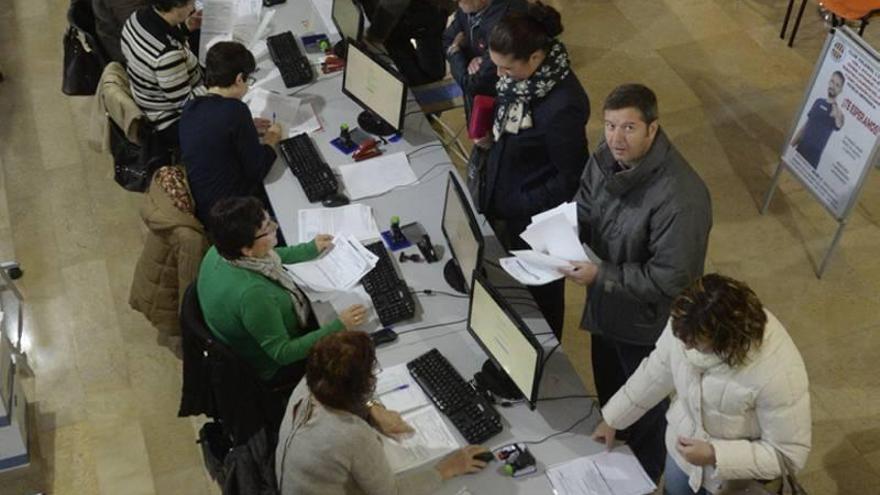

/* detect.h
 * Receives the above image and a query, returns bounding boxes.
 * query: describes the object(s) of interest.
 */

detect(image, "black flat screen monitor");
[341,40,407,136]
[331,0,363,47]
[441,171,484,294]
[467,272,544,409]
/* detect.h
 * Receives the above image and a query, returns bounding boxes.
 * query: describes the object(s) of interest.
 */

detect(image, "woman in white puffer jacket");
[592,274,811,495]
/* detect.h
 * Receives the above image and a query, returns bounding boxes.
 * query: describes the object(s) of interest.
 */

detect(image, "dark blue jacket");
[441,0,528,103]
[482,71,590,220]
[179,95,276,225]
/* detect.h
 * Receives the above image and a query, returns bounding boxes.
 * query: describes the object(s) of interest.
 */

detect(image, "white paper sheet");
[248,9,275,47]
[231,0,262,44]
[337,152,417,200]
[244,88,301,127]
[252,66,282,88]
[545,448,656,495]
[531,201,577,232]
[288,104,323,136]
[375,364,430,413]
[284,234,377,291]
[297,204,380,242]
[383,406,460,473]
[511,249,571,269]
[199,0,235,64]
[325,286,380,331]
[499,257,563,285]
[520,213,589,262]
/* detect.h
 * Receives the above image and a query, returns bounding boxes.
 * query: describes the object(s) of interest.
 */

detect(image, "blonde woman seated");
[276,332,490,495]
[591,274,811,495]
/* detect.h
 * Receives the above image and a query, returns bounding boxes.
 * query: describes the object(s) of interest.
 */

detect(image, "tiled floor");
[1,0,880,493]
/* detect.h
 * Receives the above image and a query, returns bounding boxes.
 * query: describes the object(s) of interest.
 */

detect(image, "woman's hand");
[435,445,490,480]
[369,404,414,438]
[591,420,616,450]
[262,123,282,146]
[339,304,368,329]
[254,117,271,135]
[676,437,716,466]
[313,234,334,253]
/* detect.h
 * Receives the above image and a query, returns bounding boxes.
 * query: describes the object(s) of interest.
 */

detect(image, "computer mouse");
[473,451,495,463]
[322,193,350,207]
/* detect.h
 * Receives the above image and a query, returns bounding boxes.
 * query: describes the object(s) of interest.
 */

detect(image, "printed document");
[288,104,323,136]
[546,447,656,495]
[284,234,378,291]
[297,204,381,243]
[375,364,430,413]
[244,88,301,126]
[383,406,460,473]
[499,257,562,286]
[520,213,589,262]
[531,201,578,233]
[337,152,418,200]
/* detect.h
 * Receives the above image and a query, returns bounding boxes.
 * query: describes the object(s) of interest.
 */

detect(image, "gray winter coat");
[576,129,712,346]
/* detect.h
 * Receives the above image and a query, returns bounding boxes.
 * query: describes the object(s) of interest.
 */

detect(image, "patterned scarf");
[228,250,311,327]
[493,39,571,140]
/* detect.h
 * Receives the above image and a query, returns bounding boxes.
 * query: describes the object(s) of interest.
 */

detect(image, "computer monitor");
[441,172,484,294]
[331,0,363,57]
[467,272,544,409]
[341,40,407,136]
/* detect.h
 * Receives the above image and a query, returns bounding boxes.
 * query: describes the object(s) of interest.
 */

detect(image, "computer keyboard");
[408,348,503,444]
[278,133,339,202]
[361,241,416,326]
[267,31,314,88]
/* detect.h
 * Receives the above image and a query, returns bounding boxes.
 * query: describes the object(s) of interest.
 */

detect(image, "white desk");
[257,2,606,492]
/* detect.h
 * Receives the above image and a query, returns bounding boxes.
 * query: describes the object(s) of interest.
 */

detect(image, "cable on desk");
[395,318,467,336]
[411,289,470,299]
[520,401,597,446]
[416,161,452,182]
[406,143,445,157]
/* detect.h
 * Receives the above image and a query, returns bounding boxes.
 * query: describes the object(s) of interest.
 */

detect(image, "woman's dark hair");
[307,332,377,415]
[207,196,266,260]
[603,84,659,124]
[205,42,256,88]
[671,274,767,368]
[149,0,193,13]
[488,2,563,60]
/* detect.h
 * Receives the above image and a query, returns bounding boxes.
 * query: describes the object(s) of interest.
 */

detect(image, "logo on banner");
[832,41,845,61]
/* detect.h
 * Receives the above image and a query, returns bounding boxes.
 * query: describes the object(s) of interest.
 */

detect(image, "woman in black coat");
[473,2,590,338]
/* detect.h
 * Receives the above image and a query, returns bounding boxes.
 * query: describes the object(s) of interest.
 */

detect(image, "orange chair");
[781,0,880,46]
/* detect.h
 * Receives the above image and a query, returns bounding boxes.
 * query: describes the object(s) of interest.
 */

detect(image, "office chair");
[781,0,880,47]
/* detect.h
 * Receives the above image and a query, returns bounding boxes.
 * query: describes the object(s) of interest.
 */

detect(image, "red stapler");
[321,55,346,74]
[353,138,383,161]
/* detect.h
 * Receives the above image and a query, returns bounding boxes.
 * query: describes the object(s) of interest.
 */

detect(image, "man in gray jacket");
[563,84,712,482]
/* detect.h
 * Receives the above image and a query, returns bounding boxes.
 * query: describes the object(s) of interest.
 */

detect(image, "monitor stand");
[474,359,522,400]
[358,110,396,136]
[443,259,467,294]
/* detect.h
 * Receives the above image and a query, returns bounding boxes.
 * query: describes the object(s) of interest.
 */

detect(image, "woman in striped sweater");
[121,0,205,147]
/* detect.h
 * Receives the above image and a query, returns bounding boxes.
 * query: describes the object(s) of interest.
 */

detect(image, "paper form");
[545,448,656,495]
[531,201,578,233]
[244,88,301,126]
[499,257,562,286]
[297,204,380,243]
[288,103,323,135]
[336,152,418,200]
[199,0,235,64]
[383,406,460,473]
[284,234,377,291]
[375,364,430,414]
[520,213,589,262]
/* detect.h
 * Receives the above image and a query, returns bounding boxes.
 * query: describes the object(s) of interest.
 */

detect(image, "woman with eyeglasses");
[179,41,283,225]
[197,196,368,388]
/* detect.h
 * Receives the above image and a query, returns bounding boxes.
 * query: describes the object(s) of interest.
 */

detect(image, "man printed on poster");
[790,71,846,169]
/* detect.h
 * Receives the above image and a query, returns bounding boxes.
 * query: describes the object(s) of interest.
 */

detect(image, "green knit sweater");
[197,242,345,381]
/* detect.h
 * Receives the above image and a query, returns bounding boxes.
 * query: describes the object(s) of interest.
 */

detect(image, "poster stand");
[761,27,880,278]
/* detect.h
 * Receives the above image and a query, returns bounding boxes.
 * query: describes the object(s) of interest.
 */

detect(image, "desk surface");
[257,2,605,492]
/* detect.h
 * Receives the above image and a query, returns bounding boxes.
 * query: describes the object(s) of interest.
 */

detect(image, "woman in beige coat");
[592,274,811,495]
[129,166,208,344]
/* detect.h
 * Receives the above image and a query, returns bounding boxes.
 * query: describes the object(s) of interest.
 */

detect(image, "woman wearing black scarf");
[472,2,590,339]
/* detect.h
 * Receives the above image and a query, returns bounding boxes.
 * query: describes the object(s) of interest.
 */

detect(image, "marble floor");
[2,0,880,493]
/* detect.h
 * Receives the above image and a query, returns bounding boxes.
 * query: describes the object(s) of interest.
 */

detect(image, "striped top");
[121,7,205,130]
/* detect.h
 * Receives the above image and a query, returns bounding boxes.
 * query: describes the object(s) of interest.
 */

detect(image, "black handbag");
[109,119,167,192]
[62,26,102,95]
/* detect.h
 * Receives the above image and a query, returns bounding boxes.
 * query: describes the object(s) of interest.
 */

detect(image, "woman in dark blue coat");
[474,2,590,338]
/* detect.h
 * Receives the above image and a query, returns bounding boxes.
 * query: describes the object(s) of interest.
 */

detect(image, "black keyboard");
[408,349,503,444]
[278,133,338,202]
[267,31,314,88]
[361,241,416,326]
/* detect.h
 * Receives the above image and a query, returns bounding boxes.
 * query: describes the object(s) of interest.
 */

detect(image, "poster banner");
[782,27,880,220]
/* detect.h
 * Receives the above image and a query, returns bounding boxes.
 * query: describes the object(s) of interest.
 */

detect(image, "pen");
[377,384,410,396]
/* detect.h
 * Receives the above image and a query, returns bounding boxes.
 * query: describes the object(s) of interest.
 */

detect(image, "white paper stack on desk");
[545,447,656,495]
[297,204,380,243]
[337,152,418,200]
[243,88,301,126]
[284,233,378,292]
[499,202,593,286]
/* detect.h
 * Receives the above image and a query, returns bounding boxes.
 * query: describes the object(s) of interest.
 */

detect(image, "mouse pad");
[329,127,371,154]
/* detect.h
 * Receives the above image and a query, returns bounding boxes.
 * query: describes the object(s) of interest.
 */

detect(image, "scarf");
[492,39,571,140]
[228,250,311,327]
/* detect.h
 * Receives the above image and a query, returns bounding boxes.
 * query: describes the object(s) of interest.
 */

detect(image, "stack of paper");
[376,364,430,414]
[546,448,656,495]
[244,88,301,126]
[499,202,590,285]
[284,234,378,292]
[383,406,460,474]
[297,204,381,243]
[337,152,418,200]
[198,0,272,63]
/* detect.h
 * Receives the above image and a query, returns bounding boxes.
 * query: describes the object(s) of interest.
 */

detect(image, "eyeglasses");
[246,75,257,86]
[253,218,278,240]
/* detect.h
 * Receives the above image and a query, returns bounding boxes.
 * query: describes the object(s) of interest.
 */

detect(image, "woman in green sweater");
[197,196,367,386]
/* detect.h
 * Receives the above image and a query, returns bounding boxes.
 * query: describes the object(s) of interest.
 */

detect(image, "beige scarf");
[228,250,311,327]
